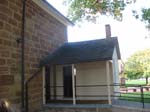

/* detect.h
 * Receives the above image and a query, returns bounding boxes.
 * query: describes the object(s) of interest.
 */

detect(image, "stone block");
[0,20,4,29]
[0,5,12,16]
[0,75,14,85]
[0,59,6,65]
[0,0,8,6]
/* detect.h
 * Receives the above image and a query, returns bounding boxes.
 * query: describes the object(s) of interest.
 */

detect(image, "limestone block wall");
[0,0,67,111]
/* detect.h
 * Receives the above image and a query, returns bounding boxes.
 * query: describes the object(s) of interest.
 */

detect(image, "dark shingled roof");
[40,37,121,66]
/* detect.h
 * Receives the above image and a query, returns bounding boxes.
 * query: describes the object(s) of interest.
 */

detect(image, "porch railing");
[45,84,150,108]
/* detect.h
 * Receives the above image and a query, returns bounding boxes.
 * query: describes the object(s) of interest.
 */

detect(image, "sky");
[47,0,150,61]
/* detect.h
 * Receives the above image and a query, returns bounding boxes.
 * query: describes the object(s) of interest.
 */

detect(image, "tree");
[141,8,150,27]
[125,49,150,85]
[64,0,136,22]
[65,0,127,22]
[64,0,150,28]
[133,8,150,30]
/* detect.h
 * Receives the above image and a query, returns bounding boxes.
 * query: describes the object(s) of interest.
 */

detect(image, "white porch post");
[72,64,76,105]
[106,61,111,105]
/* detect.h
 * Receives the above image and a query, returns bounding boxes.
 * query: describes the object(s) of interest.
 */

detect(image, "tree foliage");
[64,0,150,28]
[141,8,150,24]
[65,0,127,22]
[133,8,150,30]
[125,49,150,84]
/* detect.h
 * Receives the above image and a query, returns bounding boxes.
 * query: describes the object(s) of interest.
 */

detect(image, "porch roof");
[40,37,121,66]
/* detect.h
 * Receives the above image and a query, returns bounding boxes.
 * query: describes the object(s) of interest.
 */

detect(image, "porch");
[43,61,119,105]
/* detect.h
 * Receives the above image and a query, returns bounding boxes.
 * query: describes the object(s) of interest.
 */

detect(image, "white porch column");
[72,64,76,105]
[106,61,111,105]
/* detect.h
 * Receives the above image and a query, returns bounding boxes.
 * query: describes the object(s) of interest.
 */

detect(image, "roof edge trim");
[32,0,74,26]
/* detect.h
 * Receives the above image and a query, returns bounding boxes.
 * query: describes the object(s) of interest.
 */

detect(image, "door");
[63,66,73,97]
[45,65,51,103]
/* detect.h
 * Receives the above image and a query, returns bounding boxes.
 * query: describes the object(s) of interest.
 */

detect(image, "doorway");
[63,66,73,97]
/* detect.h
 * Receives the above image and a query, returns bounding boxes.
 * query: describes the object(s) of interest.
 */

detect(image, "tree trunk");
[146,77,149,85]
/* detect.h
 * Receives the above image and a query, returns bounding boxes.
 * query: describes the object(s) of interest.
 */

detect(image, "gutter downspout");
[21,0,26,111]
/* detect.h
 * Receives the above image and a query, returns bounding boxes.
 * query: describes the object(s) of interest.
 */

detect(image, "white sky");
[47,0,150,61]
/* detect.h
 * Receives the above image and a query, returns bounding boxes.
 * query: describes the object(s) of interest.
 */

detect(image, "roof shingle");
[40,37,121,66]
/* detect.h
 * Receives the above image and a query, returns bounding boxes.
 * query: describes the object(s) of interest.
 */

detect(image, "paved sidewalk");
[112,99,150,109]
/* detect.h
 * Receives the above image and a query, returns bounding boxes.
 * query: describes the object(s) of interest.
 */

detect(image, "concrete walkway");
[112,99,150,109]
[39,100,150,112]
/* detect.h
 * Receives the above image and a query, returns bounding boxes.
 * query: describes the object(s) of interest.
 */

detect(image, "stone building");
[0,0,73,111]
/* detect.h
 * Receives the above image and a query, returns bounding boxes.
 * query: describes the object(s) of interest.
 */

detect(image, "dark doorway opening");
[45,65,51,102]
[63,66,73,97]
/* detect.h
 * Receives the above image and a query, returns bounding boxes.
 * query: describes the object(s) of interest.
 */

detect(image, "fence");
[46,84,150,108]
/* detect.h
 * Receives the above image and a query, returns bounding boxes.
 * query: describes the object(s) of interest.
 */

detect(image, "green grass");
[120,92,150,103]
[120,79,150,103]
[125,79,149,87]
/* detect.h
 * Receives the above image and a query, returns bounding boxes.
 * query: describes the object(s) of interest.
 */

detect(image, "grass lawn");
[120,79,150,103]
[125,79,150,87]
[120,92,150,103]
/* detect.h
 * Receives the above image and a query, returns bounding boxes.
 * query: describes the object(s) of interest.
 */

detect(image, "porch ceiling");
[40,37,121,66]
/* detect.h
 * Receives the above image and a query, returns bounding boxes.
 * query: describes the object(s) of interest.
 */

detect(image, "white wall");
[112,47,120,94]
[50,65,64,99]
[75,61,114,100]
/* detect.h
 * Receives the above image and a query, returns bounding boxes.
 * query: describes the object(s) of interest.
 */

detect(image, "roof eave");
[45,57,113,66]
[32,0,74,26]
